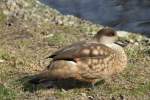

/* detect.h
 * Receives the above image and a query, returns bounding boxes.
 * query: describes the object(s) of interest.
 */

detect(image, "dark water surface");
[40,0,150,36]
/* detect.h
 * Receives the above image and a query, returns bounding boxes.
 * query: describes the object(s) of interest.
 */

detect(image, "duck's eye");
[105,32,116,36]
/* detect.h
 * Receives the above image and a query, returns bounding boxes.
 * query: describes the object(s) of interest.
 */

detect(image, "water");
[40,0,150,36]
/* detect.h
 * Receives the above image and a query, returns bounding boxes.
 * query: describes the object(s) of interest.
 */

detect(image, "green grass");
[48,33,77,46]
[0,26,149,99]
[0,1,149,99]
[0,10,6,23]
[0,49,11,60]
[132,82,150,95]
[0,84,16,100]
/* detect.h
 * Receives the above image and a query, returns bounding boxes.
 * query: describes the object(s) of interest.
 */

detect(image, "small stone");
[136,35,143,42]
[44,34,54,38]
[0,59,5,63]
[117,31,130,37]
[3,10,9,15]
[129,39,134,43]
[61,88,67,93]
[88,96,94,100]
[134,42,139,46]
[68,21,74,25]
[80,93,87,97]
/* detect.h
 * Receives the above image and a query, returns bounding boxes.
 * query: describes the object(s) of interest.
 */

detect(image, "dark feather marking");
[46,42,113,62]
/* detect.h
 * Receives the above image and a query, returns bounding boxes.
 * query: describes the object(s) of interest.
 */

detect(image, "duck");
[30,27,127,87]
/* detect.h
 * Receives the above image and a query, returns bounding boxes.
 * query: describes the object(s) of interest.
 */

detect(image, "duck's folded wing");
[48,41,85,58]
[49,42,114,61]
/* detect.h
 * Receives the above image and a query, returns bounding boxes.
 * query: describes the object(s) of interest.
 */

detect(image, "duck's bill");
[115,41,129,47]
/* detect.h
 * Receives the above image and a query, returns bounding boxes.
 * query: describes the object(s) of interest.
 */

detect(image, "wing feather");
[48,41,114,61]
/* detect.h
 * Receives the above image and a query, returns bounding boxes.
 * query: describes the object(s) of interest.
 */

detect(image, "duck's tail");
[29,70,55,84]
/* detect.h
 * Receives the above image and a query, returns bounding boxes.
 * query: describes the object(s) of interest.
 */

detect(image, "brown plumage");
[30,27,127,86]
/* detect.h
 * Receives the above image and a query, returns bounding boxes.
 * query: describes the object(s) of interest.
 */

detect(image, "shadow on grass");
[18,75,105,92]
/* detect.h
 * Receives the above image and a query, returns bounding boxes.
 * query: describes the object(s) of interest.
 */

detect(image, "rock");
[0,59,5,63]
[3,10,9,15]
[117,31,130,37]
[80,93,87,97]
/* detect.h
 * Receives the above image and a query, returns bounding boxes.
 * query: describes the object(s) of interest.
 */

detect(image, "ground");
[0,0,150,100]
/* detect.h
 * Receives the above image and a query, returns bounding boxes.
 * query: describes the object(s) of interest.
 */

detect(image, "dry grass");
[0,17,150,100]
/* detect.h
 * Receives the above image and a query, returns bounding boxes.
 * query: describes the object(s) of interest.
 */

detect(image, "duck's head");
[94,27,117,45]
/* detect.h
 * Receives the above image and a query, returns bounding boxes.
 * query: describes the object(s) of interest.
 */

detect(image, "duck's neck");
[106,42,127,62]
[104,43,127,70]
[103,43,125,53]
